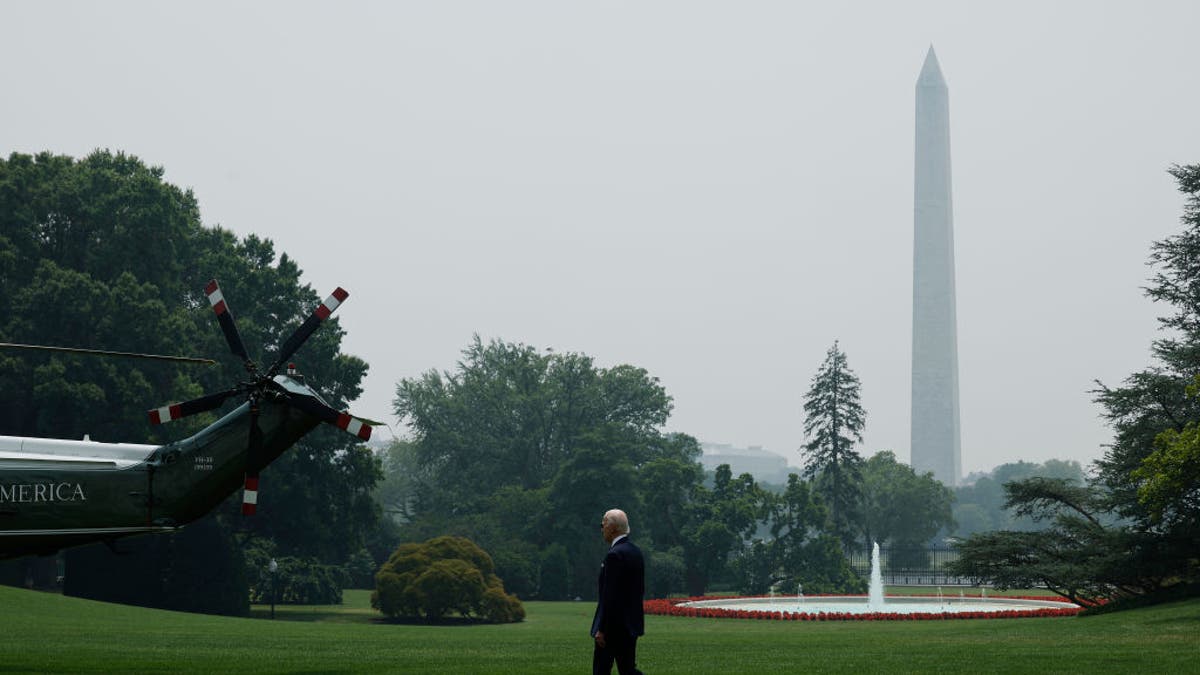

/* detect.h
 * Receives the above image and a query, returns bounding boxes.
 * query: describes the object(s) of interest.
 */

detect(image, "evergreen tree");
[801,341,865,550]
[951,164,1200,602]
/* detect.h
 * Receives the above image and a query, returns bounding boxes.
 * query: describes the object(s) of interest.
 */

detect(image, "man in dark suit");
[591,509,645,675]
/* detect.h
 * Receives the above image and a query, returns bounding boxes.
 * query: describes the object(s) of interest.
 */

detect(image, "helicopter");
[0,280,374,560]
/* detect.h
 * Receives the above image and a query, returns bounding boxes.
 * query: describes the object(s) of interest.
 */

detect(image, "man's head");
[601,509,630,544]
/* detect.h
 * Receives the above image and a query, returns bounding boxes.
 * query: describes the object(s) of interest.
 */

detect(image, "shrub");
[413,559,485,619]
[372,536,524,623]
[245,544,345,605]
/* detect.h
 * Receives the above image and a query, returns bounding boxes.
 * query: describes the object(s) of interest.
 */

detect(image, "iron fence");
[846,545,976,586]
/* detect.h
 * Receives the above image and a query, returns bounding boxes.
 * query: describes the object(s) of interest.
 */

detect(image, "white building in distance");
[700,442,793,485]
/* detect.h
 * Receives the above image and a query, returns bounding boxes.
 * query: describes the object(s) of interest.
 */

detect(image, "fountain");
[868,542,883,609]
[674,541,1081,619]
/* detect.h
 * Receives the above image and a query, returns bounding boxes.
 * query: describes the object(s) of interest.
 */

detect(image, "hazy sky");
[4,2,1199,476]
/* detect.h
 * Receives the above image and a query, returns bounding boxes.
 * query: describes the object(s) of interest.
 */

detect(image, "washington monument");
[911,46,961,486]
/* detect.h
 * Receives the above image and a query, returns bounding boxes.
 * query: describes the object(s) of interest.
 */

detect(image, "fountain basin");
[651,543,1083,621]
[647,595,1083,621]
[682,595,1077,615]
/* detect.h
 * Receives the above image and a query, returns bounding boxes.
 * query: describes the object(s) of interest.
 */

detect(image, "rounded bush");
[372,536,524,623]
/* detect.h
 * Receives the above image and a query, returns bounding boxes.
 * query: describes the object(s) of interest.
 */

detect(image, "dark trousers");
[593,632,642,675]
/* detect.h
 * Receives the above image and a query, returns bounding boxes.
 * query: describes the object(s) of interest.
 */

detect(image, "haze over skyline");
[4,2,1199,476]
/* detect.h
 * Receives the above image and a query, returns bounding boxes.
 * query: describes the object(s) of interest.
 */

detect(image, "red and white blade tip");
[148,404,183,425]
[242,475,259,516]
[314,287,349,320]
[205,280,228,315]
[336,413,372,441]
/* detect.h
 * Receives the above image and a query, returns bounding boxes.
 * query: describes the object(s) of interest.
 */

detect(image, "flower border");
[643,594,1083,621]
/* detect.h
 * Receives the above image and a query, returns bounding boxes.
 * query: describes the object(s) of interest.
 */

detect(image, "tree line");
[383,337,957,600]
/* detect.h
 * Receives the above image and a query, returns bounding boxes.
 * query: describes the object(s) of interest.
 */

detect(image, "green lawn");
[0,586,1195,673]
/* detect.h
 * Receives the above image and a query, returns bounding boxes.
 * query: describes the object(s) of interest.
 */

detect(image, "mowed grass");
[0,586,1196,674]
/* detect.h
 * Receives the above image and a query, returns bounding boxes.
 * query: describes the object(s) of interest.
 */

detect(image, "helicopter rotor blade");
[0,342,214,365]
[283,391,373,441]
[266,287,348,378]
[205,279,253,370]
[147,387,241,425]
[242,398,263,516]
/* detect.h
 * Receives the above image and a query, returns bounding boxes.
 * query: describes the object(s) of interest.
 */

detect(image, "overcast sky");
[4,2,1199,476]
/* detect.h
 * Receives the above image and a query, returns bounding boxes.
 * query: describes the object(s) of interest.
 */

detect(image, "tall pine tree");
[949,165,1200,603]
[802,341,865,551]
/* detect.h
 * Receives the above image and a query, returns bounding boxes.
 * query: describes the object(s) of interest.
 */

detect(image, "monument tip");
[918,45,946,87]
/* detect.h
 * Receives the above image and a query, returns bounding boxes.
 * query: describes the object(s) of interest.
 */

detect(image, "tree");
[394,336,672,512]
[860,451,954,567]
[951,164,1200,603]
[731,472,864,596]
[1138,426,1200,526]
[681,520,737,596]
[768,474,826,566]
[391,336,679,598]
[645,547,686,599]
[1132,375,1200,544]
[1088,164,1200,590]
[679,465,769,596]
[947,477,1158,606]
[374,438,423,523]
[801,341,865,550]
[731,539,776,596]
[637,433,704,552]
[538,544,570,600]
[547,442,641,598]
[372,536,524,623]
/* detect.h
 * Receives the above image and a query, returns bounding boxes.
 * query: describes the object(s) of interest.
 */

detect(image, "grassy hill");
[0,586,1195,673]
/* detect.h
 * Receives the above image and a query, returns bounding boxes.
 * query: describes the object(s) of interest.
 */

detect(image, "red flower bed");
[643,594,1083,622]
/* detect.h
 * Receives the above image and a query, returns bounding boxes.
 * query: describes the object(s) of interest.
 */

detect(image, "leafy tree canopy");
[1132,375,1200,539]
[861,451,954,551]
[395,335,670,511]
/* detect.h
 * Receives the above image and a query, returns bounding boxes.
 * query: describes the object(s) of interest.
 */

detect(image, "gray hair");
[604,509,630,535]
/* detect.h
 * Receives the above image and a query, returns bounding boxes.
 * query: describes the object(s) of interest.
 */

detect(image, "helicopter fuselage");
[0,376,322,559]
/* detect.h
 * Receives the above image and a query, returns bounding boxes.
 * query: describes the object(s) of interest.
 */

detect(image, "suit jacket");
[590,536,645,639]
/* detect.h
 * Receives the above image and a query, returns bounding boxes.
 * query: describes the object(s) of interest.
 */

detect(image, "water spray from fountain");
[868,541,884,610]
